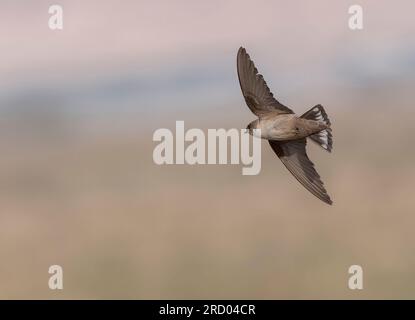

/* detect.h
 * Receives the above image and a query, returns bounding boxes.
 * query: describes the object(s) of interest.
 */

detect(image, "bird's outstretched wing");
[237,47,293,117]
[268,139,332,205]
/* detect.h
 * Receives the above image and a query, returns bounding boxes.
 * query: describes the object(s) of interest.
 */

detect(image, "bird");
[237,47,333,205]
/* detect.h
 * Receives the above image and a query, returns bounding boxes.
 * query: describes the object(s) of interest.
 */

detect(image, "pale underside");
[250,113,328,141]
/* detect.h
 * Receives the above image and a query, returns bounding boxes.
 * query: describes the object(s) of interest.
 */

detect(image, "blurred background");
[1,0,415,299]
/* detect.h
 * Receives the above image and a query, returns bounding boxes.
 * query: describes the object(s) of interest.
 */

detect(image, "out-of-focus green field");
[1,105,415,299]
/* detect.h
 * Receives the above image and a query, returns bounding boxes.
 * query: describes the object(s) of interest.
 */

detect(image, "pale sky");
[1,0,414,115]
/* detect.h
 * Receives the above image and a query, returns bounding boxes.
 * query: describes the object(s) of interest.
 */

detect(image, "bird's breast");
[258,116,299,140]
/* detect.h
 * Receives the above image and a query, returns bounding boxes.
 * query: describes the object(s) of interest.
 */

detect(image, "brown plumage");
[237,47,333,205]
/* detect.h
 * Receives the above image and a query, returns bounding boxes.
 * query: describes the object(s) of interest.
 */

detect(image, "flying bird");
[237,47,333,205]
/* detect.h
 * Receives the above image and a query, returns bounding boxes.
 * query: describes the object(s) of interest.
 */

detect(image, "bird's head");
[246,123,253,135]
[246,120,259,136]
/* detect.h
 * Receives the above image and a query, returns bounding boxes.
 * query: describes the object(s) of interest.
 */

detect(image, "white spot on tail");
[318,130,329,149]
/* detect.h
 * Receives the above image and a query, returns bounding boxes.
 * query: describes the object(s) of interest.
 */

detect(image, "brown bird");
[237,47,333,205]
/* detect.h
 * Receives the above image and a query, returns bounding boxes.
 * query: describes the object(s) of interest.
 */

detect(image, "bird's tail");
[301,104,333,152]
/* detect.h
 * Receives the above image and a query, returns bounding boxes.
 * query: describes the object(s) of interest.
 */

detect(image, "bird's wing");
[237,47,293,117]
[268,139,332,205]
